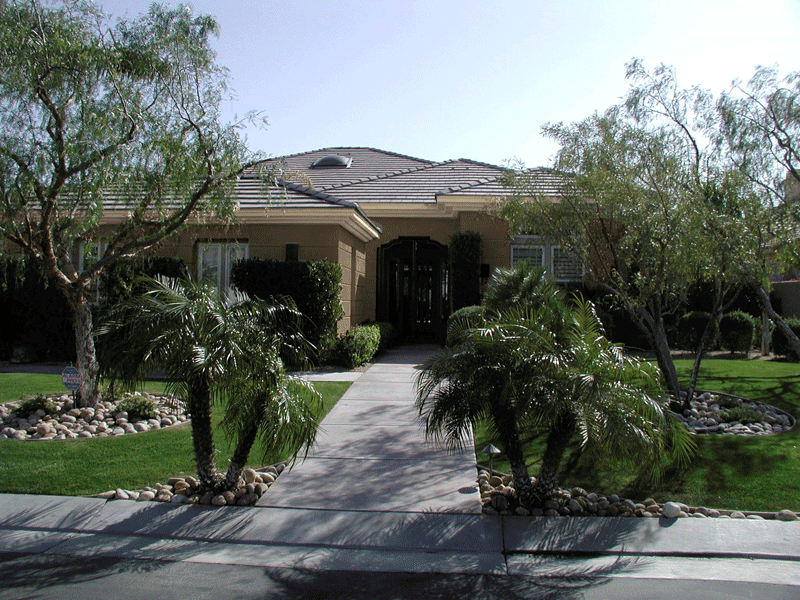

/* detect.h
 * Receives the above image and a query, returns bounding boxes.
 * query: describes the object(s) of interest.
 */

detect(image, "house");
[113,148,580,341]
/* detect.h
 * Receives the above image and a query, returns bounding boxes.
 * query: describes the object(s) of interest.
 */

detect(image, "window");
[198,242,248,289]
[510,236,583,284]
[550,246,583,283]
[510,236,545,269]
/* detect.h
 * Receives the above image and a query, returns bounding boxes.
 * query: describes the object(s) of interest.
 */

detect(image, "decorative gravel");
[0,392,187,441]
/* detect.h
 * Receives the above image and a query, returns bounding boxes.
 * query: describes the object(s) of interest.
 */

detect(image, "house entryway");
[377,237,449,342]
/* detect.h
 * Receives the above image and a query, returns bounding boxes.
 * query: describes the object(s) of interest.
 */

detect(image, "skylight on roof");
[311,155,352,168]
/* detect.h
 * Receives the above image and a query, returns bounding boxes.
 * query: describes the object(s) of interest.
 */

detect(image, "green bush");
[721,406,764,425]
[719,311,755,354]
[0,255,74,362]
[446,305,484,346]
[230,259,343,362]
[336,325,381,368]
[675,311,715,351]
[115,395,158,422]
[772,317,800,361]
[374,322,399,353]
[15,395,55,419]
[450,231,482,311]
[99,256,188,307]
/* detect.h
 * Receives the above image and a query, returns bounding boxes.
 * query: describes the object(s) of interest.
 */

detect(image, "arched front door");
[377,237,449,342]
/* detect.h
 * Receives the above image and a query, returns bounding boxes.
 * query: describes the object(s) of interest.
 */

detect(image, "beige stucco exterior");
[109,194,513,334]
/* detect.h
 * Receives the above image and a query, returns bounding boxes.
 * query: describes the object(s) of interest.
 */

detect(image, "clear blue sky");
[100,0,799,167]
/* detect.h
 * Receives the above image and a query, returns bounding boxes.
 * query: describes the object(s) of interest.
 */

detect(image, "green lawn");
[474,358,800,512]
[0,374,350,496]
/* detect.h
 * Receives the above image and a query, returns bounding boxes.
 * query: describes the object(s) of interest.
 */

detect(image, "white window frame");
[197,242,248,289]
[510,236,584,284]
[510,235,545,269]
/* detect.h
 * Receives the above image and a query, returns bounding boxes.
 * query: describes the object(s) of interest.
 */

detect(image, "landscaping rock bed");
[0,392,187,440]
[93,464,287,507]
[674,391,795,436]
[478,468,800,521]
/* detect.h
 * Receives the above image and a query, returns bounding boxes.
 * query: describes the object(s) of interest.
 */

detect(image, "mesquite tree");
[0,1,266,406]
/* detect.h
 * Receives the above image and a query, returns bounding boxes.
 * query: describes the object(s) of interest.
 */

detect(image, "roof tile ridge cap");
[322,162,439,189]
[454,158,507,170]
[277,178,356,208]
[289,146,434,165]
[441,177,510,193]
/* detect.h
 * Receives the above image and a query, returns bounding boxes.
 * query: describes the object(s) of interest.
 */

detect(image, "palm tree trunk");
[532,411,576,506]
[187,378,218,490]
[221,418,259,492]
[491,402,536,508]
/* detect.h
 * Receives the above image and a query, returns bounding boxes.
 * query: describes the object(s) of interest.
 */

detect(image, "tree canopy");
[0,1,267,404]
[500,60,783,399]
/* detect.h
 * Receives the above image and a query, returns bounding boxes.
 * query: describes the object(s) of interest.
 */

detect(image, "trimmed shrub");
[772,317,800,361]
[446,305,484,346]
[231,259,343,362]
[450,231,482,311]
[675,311,715,351]
[336,325,380,368]
[719,311,755,355]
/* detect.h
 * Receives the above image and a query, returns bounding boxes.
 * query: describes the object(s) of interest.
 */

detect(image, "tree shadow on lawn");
[558,430,796,509]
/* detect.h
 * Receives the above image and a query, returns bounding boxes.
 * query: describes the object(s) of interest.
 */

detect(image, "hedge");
[450,231,482,311]
[230,258,343,360]
[0,254,74,362]
[98,255,188,307]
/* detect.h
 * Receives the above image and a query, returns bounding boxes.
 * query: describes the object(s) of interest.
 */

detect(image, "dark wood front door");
[377,237,449,342]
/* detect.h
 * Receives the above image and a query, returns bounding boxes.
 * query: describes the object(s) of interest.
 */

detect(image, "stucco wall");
[336,228,369,334]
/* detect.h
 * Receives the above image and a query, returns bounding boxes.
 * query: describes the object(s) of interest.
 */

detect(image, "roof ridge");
[454,157,507,170]
[321,161,441,190]
[278,179,354,207]
[265,146,434,166]
[276,179,382,233]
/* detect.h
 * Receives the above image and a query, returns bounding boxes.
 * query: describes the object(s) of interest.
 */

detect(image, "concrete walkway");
[1,345,800,593]
[260,344,481,513]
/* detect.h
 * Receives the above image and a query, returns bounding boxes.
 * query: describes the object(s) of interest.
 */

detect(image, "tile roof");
[241,147,569,208]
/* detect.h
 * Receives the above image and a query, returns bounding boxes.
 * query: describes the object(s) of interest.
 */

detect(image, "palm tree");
[97,277,320,492]
[527,299,694,504]
[417,263,694,509]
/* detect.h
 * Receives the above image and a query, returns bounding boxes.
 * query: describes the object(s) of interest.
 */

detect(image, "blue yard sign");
[61,367,81,392]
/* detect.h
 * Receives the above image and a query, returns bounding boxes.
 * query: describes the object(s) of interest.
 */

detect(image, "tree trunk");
[531,411,576,506]
[221,418,259,492]
[756,285,800,359]
[684,280,727,409]
[598,284,681,399]
[629,302,681,400]
[491,402,535,508]
[187,378,218,490]
[69,288,101,408]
